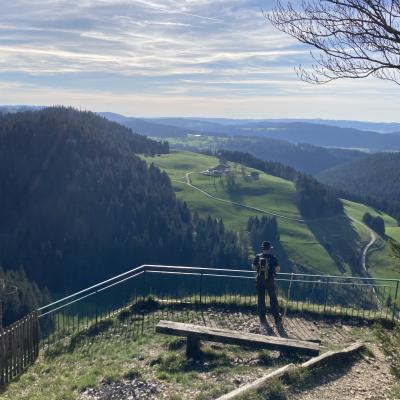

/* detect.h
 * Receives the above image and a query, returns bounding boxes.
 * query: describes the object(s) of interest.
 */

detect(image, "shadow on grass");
[153,347,232,374]
[305,214,361,275]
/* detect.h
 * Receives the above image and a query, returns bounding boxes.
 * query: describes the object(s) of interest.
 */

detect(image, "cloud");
[0,0,398,120]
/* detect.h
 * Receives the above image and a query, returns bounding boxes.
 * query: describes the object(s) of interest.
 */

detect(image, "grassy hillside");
[387,227,400,242]
[160,134,365,175]
[143,151,400,279]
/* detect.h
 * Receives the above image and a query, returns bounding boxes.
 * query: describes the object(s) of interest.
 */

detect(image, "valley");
[2,0,400,397]
[143,151,400,280]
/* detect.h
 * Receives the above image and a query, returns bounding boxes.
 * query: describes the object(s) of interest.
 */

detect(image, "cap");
[261,241,273,250]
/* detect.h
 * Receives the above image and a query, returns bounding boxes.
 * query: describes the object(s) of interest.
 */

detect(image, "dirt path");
[290,345,394,400]
[350,218,382,305]
[351,218,377,275]
[181,172,306,222]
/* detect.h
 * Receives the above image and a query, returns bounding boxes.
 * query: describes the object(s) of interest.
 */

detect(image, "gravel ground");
[81,380,162,400]
[78,307,394,400]
[290,345,394,400]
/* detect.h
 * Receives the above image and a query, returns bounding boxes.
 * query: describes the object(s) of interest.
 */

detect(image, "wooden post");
[186,335,201,359]
[0,311,40,388]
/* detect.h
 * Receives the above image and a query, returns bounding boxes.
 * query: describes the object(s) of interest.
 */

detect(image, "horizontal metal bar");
[275,278,396,288]
[278,271,400,283]
[39,271,145,317]
[96,271,144,294]
[146,265,400,283]
[39,290,98,318]
[38,265,144,312]
[146,270,255,280]
[37,264,400,316]
[147,270,396,287]
[144,264,253,275]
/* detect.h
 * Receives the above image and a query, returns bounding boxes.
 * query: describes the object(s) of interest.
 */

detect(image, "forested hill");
[100,112,193,138]
[0,107,169,156]
[0,108,247,298]
[317,152,400,220]
[219,137,365,175]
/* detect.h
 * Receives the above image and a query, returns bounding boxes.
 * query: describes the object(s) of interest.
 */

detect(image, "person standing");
[252,241,281,323]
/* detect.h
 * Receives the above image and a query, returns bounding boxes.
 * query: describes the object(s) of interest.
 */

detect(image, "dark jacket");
[252,253,279,280]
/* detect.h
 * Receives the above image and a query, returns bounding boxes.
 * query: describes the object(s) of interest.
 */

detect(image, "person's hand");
[275,266,281,273]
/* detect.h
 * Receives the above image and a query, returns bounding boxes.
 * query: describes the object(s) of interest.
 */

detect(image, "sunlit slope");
[144,151,399,277]
[387,227,400,242]
[343,200,400,280]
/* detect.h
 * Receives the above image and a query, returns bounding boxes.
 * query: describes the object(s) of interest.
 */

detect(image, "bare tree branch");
[267,0,400,84]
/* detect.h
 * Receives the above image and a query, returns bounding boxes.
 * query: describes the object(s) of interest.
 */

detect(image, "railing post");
[199,273,203,306]
[144,268,148,300]
[323,277,330,314]
[95,290,98,325]
[392,280,399,321]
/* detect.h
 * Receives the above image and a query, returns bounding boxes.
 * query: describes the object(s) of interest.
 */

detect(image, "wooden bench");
[156,320,320,358]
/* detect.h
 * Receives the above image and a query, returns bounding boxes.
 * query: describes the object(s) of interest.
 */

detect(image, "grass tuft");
[236,378,288,400]
[168,338,186,351]
[122,368,142,380]
[258,350,274,366]
[283,366,310,388]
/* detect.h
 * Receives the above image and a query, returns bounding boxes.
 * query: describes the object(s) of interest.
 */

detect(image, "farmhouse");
[203,163,230,176]
[249,171,260,180]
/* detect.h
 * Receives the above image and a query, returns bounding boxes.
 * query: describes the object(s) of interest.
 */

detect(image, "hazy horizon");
[2,105,400,125]
[1,0,399,122]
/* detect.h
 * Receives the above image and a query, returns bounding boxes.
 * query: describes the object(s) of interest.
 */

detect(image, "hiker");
[252,241,281,323]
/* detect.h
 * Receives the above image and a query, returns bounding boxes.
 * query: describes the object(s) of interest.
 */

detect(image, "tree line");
[247,216,279,252]
[0,108,248,324]
[218,150,343,219]
[363,213,386,237]
[318,152,400,223]
[0,268,50,327]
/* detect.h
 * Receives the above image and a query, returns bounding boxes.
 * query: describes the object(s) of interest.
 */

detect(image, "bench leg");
[186,336,201,359]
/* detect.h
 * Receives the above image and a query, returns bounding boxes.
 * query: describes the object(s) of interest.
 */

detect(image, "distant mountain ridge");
[158,117,400,132]
[151,117,400,134]
[99,112,196,137]
[2,107,400,151]
[146,118,400,151]
[98,112,400,151]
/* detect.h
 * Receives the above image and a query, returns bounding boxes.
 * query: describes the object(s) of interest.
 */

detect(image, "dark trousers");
[257,276,280,319]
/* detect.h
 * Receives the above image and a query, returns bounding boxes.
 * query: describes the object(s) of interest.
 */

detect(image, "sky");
[0,0,399,121]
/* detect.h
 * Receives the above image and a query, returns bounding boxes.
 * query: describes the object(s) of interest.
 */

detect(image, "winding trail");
[349,217,381,305]
[181,172,306,222]
[361,228,377,274]
[350,217,378,274]
[175,170,383,304]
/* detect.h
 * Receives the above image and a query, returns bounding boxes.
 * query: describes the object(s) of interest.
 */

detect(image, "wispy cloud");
[0,0,398,120]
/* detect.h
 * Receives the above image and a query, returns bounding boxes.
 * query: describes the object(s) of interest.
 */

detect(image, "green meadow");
[143,151,399,279]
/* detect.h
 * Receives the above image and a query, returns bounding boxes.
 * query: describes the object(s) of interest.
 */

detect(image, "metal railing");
[37,265,400,347]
